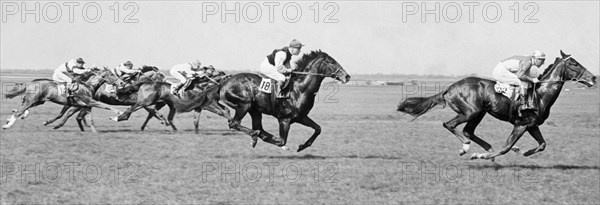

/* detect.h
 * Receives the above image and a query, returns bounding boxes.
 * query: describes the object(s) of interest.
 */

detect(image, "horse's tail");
[4,85,26,99]
[172,86,220,113]
[397,87,448,118]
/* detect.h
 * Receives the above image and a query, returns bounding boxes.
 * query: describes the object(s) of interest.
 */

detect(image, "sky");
[1,1,599,76]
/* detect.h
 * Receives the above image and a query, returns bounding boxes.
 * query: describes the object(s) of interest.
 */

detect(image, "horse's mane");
[141,65,159,73]
[295,50,334,72]
[539,57,562,80]
[32,78,53,82]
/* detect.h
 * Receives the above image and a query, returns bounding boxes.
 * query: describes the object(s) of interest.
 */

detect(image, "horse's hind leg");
[53,107,82,129]
[3,99,41,129]
[443,114,473,156]
[462,112,494,153]
[44,105,71,126]
[473,124,527,160]
[166,104,177,131]
[228,105,273,146]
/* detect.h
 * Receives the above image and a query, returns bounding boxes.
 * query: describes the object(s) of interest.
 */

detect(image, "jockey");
[259,39,303,98]
[492,50,546,114]
[53,58,88,97]
[169,60,205,95]
[114,61,140,82]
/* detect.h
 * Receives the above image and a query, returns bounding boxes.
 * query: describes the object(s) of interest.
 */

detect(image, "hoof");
[251,139,257,148]
[109,117,118,122]
[281,146,289,151]
[459,149,467,156]
[511,146,521,153]
[43,121,50,126]
[297,144,309,152]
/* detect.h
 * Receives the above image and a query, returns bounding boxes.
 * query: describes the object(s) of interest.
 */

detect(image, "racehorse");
[3,69,126,132]
[43,67,171,131]
[211,50,351,152]
[109,73,232,132]
[397,51,596,160]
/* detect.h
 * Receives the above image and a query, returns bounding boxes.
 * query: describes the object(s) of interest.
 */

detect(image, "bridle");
[541,56,585,84]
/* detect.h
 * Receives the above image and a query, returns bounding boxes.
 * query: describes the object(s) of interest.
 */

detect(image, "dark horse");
[397,51,596,160]
[43,66,170,131]
[3,69,125,132]
[109,74,232,132]
[213,50,351,152]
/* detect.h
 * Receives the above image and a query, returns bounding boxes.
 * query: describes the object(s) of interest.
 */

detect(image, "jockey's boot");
[66,83,77,104]
[275,80,289,99]
[172,83,184,96]
[518,88,537,117]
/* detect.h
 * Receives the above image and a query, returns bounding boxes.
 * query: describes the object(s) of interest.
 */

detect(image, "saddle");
[494,81,539,118]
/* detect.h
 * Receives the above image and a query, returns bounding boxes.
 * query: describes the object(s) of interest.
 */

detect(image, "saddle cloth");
[56,84,66,96]
[105,84,116,93]
[259,78,274,93]
[494,82,517,99]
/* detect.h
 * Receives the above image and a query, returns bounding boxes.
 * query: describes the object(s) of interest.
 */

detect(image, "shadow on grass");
[469,163,600,170]
[250,154,404,160]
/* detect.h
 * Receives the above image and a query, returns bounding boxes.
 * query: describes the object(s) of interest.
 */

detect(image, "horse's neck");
[536,61,566,120]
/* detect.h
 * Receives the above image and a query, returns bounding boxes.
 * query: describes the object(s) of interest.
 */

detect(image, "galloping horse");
[109,73,232,132]
[214,50,351,152]
[43,67,170,131]
[397,51,596,160]
[3,69,126,132]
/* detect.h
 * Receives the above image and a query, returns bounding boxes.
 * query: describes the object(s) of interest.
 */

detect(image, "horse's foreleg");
[111,103,143,122]
[85,108,97,133]
[53,107,82,129]
[472,125,528,160]
[86,100,123,115]
[193,109,202,134]
[523,126,546,157]
[295,116,321,152]
[44,105,72,126]
[75,108,88,131]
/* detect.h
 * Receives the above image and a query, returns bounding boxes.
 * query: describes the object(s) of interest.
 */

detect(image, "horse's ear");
[560,50,570,58]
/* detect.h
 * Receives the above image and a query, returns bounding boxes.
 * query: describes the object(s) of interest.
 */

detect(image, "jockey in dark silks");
[492,50,546,115]
[258,39,304,98]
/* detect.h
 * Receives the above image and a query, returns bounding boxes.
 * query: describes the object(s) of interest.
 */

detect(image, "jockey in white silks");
[53,58,87,83]
[52,58,88,97]
[492,50,546,113]
[258,39,303,98]
[169,60,205,95]
[114,61,140,81]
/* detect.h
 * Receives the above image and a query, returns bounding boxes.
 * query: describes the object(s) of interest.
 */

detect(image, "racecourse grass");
[0,76,598,204]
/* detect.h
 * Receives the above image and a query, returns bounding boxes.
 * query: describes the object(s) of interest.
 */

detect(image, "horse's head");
[548,50,596,87]
[98,68,126,88]
[298,50,351,83]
